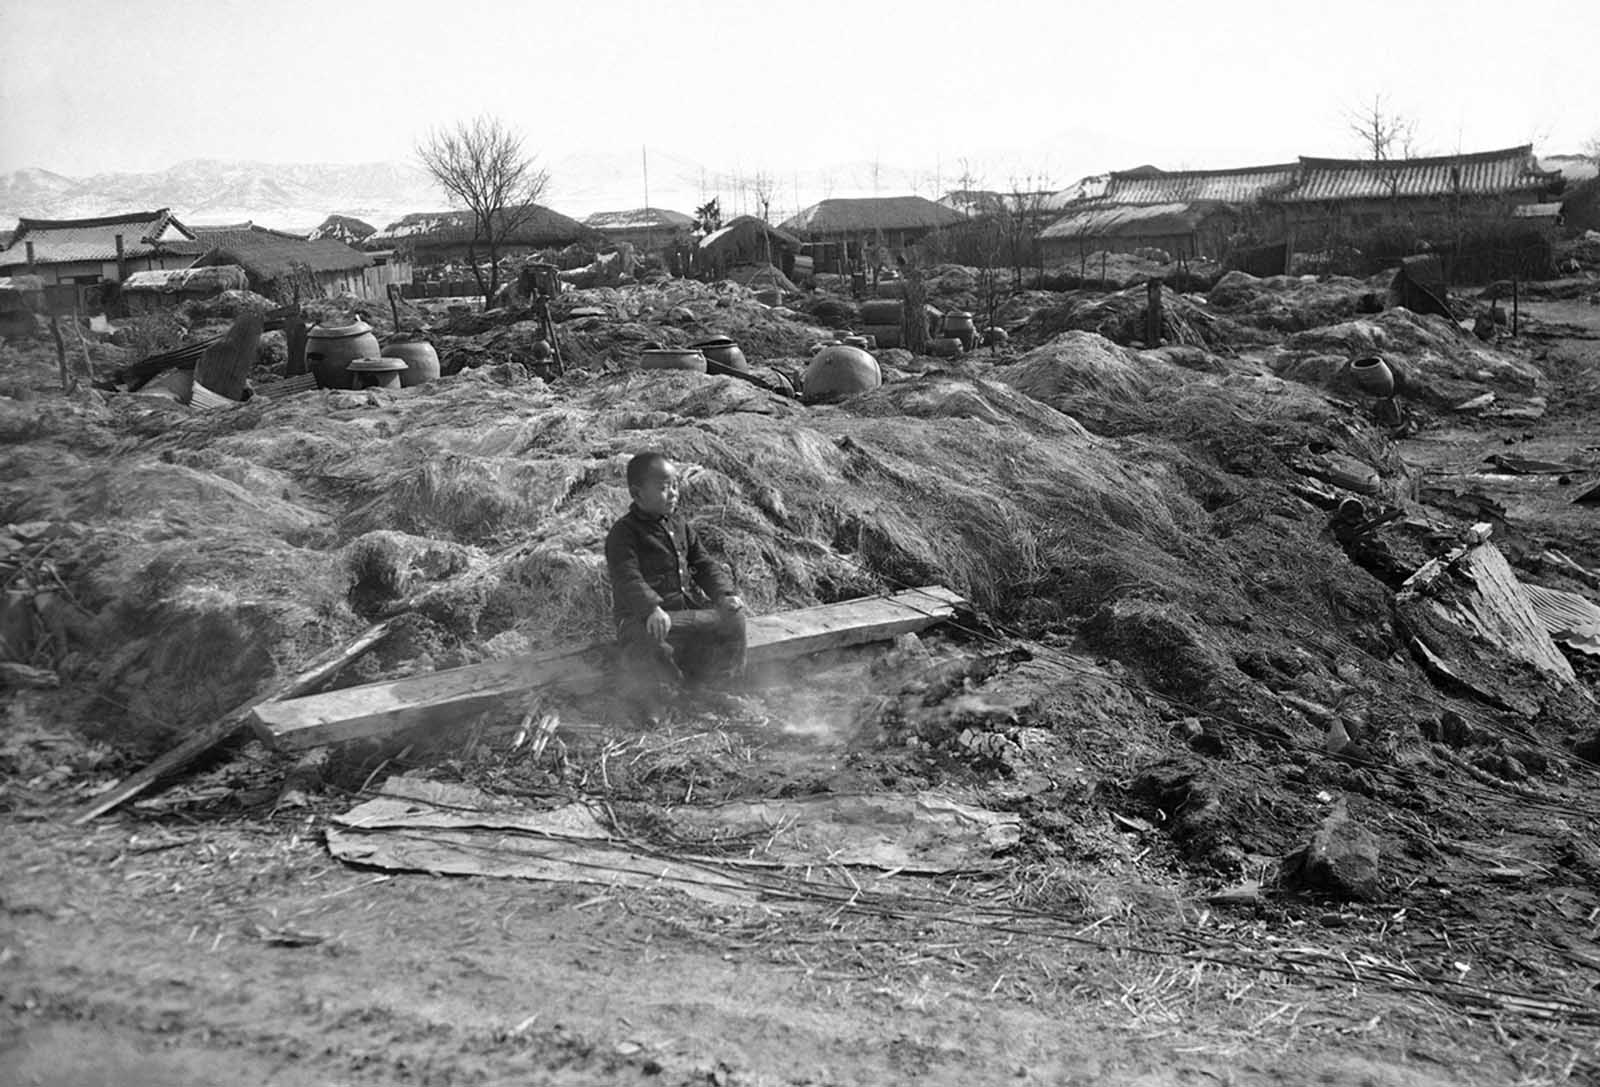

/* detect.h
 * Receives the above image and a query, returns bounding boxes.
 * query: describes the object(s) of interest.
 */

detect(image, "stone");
[1280,797,1382,901]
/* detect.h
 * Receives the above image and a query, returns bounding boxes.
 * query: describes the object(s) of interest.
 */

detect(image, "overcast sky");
[2,0,1596,192]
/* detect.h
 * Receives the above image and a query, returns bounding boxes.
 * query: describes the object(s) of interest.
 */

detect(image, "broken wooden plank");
[71,618,398,823]
[1395,542,1577,718]
[252,586,966,751]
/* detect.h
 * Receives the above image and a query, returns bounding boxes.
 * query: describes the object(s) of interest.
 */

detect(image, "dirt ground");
[3,283,1600,1086]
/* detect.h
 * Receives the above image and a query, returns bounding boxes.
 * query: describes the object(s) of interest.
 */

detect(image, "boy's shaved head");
[626,451,672,493]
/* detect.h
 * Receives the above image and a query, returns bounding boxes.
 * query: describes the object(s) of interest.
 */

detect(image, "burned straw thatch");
[188,228,372,281]
[1016,284,1226,349]
[781,196,967,237]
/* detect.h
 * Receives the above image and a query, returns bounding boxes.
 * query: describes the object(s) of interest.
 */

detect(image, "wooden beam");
[72,618,399,823]
[253,586,967,751]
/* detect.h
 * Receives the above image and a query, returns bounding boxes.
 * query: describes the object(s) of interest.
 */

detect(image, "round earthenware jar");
[691,337,749,372]
[307,319,381,389]
[380,339,441,387]
[802,344,881,404]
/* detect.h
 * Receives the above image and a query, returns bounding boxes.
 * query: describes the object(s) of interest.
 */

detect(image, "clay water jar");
[941,310,978,350]
[802,344,881,404]
[306,319,381,389]
[381,338,441,387]
[691,337,749,372]
[1349,355,1395,398]
[638,348,707,372]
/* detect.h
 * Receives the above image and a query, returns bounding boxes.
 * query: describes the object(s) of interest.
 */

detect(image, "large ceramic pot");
[638,348,707,372]
[307,319,381,389]
[942,311,978,351]
[802,344,881,404]
[691,337,749,372]
[1349,355,1395,398]
[381,339,441,387]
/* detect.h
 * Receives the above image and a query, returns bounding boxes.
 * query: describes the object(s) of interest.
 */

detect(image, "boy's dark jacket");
[605,503,735,623]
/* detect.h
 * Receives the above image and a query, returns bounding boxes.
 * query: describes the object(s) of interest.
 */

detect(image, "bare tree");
[1348,94,1417,162]
[1584,132,1600,166]
[416,115,550,307]
[1348,95,1418,202]
[1002,173,1055,288]
[745,171,776,222]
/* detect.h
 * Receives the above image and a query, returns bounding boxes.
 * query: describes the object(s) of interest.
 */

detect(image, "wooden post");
[1512,276,1519,337]
[1100,252,1107,290]
[48,316,74,392]
[1145,277,1164,347]
[114,234,126,282]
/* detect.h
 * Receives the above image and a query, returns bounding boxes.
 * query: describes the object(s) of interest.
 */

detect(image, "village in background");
[1,119,1596,319]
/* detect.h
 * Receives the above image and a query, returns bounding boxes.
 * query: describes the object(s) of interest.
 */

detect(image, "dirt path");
[2,814,1524,1087]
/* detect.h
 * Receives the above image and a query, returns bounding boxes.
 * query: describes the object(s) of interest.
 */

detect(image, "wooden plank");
[71,618,399,824]
[253,586,966,751]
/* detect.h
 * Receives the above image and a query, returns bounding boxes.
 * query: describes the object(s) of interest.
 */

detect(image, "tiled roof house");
[0,208,196,283]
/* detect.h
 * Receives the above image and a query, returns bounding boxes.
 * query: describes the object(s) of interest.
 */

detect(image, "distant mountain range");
[0,159,450,235]
[0,154,947,236]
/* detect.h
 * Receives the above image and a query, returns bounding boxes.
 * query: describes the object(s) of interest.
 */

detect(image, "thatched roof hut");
[184,226,373,300]
[780,196,966,240]
[372,205,596,262]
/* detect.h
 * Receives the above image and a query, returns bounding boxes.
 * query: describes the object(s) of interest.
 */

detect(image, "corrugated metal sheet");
[1283,145,1554,203]
[780,196,967,236]
[2,209,194,264]
[1104,165,1299,206]
[1523,583,1600,657]
[1038,202,1219,240]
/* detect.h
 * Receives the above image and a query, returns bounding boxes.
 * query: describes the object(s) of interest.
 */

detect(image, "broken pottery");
[1348,355,1395,398]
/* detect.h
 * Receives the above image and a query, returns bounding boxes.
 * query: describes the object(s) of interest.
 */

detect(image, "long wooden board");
[252,586,966,751]
[72,618,399,823]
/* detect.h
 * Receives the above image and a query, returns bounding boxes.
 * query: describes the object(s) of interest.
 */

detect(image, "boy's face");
[633,461,679,517]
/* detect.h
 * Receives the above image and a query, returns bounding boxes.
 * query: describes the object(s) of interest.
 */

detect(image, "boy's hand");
[721,595,746,613]
[646,606,671,640]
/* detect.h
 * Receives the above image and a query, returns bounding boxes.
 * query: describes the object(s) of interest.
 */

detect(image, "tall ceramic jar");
[306,319,381,389]
[942,311,977,351]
